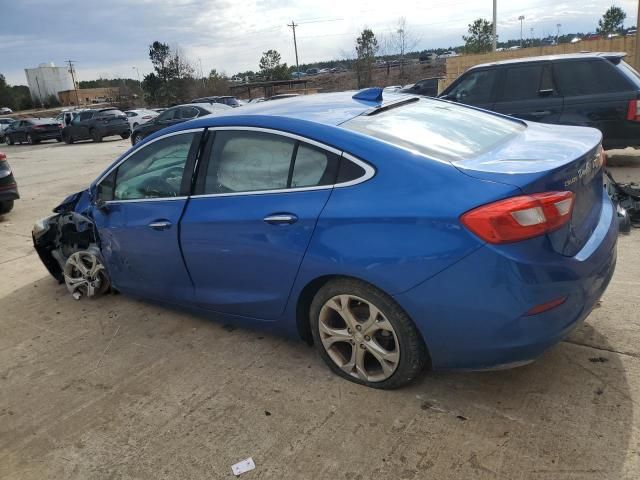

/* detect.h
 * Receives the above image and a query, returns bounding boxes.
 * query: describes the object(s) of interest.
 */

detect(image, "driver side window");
[101,132,197,201]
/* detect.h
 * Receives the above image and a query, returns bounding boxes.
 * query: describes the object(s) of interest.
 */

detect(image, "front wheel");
[120,131,130,139]
[27,134,35,145]
[91,129,103,142]
[310,278,428,389]
[64,133,74,144]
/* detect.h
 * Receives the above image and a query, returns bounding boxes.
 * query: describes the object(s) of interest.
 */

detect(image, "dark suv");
[439,52,640,149]
[62,108,130,143]
[189,96,240,107]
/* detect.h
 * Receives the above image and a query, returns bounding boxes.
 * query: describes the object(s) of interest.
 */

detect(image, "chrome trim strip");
[97,126,376,204]
[211,126,342,155]
[94,128,204,186]
[105,196,187,205]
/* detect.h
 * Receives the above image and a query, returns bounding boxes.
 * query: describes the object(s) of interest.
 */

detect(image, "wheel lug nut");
[364,335,370,341]
[360,344,366,350]
[347,328,352,334]
[350,339,355,345]
[356,325,362,331]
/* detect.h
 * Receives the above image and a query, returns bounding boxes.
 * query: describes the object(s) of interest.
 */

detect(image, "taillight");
[461,191,575,244]
[0,152,6,161]
[627,99,640,122]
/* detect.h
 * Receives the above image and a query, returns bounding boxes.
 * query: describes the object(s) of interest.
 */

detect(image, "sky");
[0,0,637,86]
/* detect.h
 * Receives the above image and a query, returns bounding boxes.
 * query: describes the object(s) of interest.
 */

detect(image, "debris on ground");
[231,457,256,476]
[606,170,640,233]
[589,357,609,363]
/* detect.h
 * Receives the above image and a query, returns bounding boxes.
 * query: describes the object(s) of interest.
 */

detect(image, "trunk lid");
[453,121,604,256]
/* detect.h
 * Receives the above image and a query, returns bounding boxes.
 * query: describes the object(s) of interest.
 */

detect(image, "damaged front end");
[32,191,110,299]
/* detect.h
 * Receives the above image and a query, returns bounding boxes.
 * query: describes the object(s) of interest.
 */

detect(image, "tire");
[7,135,14,145]
[91,129,103,142]
[132,133,144,145]
[0,200,14,215]
[64,133,74,144]
[120,131,130,139]
[56,137,62,142]
[310,278,428,389]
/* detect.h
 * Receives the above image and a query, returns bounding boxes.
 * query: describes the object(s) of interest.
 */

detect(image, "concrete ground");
[0,139,639,480]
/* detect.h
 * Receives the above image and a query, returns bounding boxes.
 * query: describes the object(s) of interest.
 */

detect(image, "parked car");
[439,52,640,149]
[33,89,616,389]
[0,107,13,114]
[306,68,319,75]
[0,118,14,142]
[0,152,19,214]
[291,71,307,78]
[4,118,62,145]
[130,103,231,145]
[151,108,167,113]
[265,94,300,101]
[124,109,159,129]
[400,77,444,97]
[62,108,130,144]
[189,96,240,108]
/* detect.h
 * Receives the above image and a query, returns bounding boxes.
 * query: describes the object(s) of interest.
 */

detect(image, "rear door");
[92,130,202,303]
[555,58,636,142]
[180,128,340,319]
[492,62,563,123]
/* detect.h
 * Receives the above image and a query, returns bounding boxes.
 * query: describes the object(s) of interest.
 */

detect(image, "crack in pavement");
[562,338,640,359]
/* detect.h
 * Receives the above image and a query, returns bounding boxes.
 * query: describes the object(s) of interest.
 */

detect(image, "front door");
[491,62,563,123]
[180,129,341,319]
[92,130,202,303]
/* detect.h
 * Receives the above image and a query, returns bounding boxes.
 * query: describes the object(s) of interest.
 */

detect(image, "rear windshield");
[32,118,57,125]
[616,60,640,87]
[342,98,524,162]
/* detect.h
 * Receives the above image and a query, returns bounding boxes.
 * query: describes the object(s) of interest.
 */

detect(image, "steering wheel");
[137,176,178,198]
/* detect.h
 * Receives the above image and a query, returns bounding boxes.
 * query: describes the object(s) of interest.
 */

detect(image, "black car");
[438,52,640,149]
[130,103,230,145]
[189,95,240,107]
[62,108,130,144]
[4,118,62,145]
[0,151,19,214]
[400,77,444,97]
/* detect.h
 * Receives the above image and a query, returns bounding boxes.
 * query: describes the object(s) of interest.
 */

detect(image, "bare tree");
[389,17,419,80]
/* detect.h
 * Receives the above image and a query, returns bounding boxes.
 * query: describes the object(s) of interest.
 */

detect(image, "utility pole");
[519,15,525,48]
[66,60,80,106]
[635,0,640,70]
[556,23,562,44]
[530,27,535,46]
[287,20,300,71]
[492,0,497,51]
[132,66,140,83]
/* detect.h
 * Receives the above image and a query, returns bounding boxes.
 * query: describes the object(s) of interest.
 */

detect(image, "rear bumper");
[33,131,61,141]
[394,191,618,370]
[0,182,19,201]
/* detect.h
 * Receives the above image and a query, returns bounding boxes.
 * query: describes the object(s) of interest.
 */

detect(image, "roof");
[470,51,627,70]
[197,90,409,126]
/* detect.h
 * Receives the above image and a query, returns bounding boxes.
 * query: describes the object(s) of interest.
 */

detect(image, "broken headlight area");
[32,212,111,299]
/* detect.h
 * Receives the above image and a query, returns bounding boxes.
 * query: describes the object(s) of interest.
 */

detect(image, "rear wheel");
[132,133,144,145]
[0,200,14,215]
[56,136,62,142]
[120,131,130,139]
[7,135,14,145]
[91,129,102,142]
[310,278,428,389]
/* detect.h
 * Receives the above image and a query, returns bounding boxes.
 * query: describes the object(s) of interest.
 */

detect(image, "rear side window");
[446,69,498,104]
[180,107,199,119]
[290,144,339,188]
[79,112,93,121]
[554,60,633,95]
[500,63,551,101]
[343,98,524,162]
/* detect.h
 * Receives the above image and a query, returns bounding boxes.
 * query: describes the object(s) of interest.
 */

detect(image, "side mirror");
[95,198,110,212]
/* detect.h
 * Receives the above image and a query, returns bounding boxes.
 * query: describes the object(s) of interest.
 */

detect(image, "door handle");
[148,220,172,230]
[531,110,552,117]
[263,214,298,225]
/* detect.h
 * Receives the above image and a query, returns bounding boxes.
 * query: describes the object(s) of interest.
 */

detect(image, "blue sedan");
[33,88,617,389]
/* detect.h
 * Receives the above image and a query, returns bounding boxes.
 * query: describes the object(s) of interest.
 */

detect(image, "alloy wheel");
[318,294,400,382]
[63,251,110,299]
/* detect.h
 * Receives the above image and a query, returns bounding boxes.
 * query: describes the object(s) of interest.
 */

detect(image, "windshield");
[616,60,640,87]
[342,98,525,162]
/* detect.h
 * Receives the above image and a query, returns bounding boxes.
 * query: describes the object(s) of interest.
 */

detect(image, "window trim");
[95,128,204,204]
[190,126,374,199]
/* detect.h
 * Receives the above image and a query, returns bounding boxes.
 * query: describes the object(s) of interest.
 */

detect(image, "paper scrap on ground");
[231,457,256,476]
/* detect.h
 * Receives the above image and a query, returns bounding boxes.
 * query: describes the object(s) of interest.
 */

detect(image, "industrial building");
[24,62,74,104]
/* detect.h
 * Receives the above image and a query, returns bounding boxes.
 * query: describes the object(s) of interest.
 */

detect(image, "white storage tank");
[24,63,75,104]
